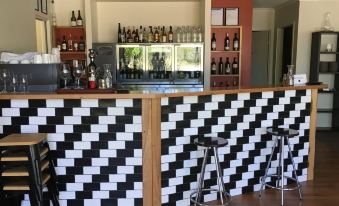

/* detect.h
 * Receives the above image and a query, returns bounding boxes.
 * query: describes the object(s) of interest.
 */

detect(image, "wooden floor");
[210,131,339,206]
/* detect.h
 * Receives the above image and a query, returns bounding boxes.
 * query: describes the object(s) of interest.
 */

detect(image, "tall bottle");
[78,36,86,51]
[211,33,217,51]
[233,33,239,51]
[77,10,83,26]
[232,57,238,74]
[71,11,77,27]
[211,58,217,75]
[121,27,126,43]
[168,26,173,43]
[154,27,160,43]
[87,49,97,89]
[218,57,224,75]
[68,34,73,51]
[224,33,230,51]
[118,23,122,43]
[148,26,154,43]
[134,29,139,43]
[225,57,231,74]
[61,36,67,52]
[162,26,167,43]
[139,26,144,43]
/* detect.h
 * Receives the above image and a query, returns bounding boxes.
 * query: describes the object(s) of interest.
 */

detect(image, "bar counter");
[0,85,325,206]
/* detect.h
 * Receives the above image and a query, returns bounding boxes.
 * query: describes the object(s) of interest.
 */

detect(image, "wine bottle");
[73,38,78,51]
[148,26,154,43]
[132,26,136,40]
[68,34,73,51]
[211,33,217,51]
[225,57,231,74]
[233,33,239,51]
[218,57,224,75]
[71,11,77,27]
[168,26,173,43]
[88,49,97,89]
[154,27,160,43]
[143,28,147,43]
[224,33,230,51]
[61,36,67,52]
[211,58,217,75]
[139,26,143,43]
[118,23,122,43]
[76,10,83,26]
[78,36,86,51]
[134,29,139,43]
[232,57,239,74]
[162,26,167,43]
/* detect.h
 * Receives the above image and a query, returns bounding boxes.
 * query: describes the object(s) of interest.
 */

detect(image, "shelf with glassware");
[116,43,204,86]
[210,26,242,89]
[53,26,87,63]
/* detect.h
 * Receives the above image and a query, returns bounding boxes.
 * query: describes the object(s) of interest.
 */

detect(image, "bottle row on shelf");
[70,10,83,27]
[212,32,240,51]
[117,24,204,44]
[118,68,202,80]
[56,35,86,52]
[211,57,239,75]
[211,80,239,88]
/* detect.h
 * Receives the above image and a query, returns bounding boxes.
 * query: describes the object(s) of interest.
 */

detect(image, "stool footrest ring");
[190,188,231,206]
[261,174,302,191]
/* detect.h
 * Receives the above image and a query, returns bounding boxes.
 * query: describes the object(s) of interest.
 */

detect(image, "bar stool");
[0,133,59,206]
[190,136,231,206]
[259,128,303,205]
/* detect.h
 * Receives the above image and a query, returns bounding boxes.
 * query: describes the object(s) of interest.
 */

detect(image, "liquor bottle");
[139,26,144,43]
[232,57,238,74]
[148,26,154,43]
[73,38,78,51]
[224,33,230,51]
[127,30,133,43]
[143,28,147,43]
[68,34,73,51]
[233,33,239,51]
[162,26,167,43]
[211,58,217,75]
[121,27,126,43]
[218,57,224,75]
[87,49,97,89]
[78,36,86,51]
[134,29,139,43]
[225,57,231,74]
[154,27,160,43]
[211,33,217,51]
[61,36,67,52]
[76,10,83,26]
[168,26,173,43]
[132,26,136,40]
[71,11,77,27]
[118,23,122,43]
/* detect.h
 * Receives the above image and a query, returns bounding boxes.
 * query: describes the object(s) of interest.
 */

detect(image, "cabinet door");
[174,43,204,85]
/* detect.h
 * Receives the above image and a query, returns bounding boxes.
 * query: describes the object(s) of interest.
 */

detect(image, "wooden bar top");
[0,133,47,146]
[0,84,327,99]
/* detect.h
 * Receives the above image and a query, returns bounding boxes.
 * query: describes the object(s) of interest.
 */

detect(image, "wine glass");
[10,73,19,93]
[60,64,71,89]
[73,63,84,89]
[0,69,10,93]
[20,74,29,93]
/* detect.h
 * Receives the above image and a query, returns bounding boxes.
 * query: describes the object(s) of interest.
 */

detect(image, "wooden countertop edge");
[0,85,327,99]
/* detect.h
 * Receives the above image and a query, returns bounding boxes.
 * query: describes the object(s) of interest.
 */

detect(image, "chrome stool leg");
[195,147,209,204]
[280,136,284,206]
[213,147,231,204]
[286,138,303,200]
[260,137,278,197]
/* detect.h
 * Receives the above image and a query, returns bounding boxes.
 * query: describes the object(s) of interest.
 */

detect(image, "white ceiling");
[253,0,291,8]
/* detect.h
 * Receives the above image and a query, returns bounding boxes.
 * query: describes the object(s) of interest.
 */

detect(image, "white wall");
[95,1,202,42]
[54,0,84,26]
[253,8,275,84]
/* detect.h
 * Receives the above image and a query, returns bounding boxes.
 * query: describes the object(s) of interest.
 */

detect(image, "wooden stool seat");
[2,160,49,177]
[3,174,51,191]
[0,133,47,147]
[1,147,48,162]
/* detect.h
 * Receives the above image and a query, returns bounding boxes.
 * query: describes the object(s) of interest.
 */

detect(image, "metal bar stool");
[190,136,231,206]
[259,128,303,205]
[0,133,59,206]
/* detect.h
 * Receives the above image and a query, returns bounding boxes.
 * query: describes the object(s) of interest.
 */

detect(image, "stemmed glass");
[73,63,84,89]
[0,69,10,93]
[60,64,71,89]
[10,74,19,93]
[20,74,29,93]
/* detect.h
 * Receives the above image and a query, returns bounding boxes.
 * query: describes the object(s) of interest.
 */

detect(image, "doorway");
[251,31,269,86]
[281,25,293,75]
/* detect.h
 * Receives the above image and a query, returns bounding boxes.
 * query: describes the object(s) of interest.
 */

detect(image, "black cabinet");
[310,31,339,130]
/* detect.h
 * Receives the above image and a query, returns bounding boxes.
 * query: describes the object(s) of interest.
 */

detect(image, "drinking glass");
[11,74,19,93]
[20,74,29,93]
[0,69,10,93]
[60,64,71,89]
[73,63,84,89]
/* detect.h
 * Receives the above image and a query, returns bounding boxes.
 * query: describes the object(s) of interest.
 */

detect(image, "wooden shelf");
[211,75,239,77]
[320,52,339,54]
[54,26,85,29]
[211,50,240,53]
[60,51,86,54]
[319,72,339,74]
[212,26,241,29]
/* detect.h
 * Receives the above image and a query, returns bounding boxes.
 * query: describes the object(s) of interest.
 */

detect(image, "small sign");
[294,74,307,85]
[211,8,224,26]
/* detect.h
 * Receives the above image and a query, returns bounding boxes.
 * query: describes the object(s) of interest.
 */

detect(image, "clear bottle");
[176,27,181,43]
[139,26,144,43]
[287,65,295,86]
[104,64,113,89]
[181,26,186,43]
[197,27,203,43]
[186,26,191,43]
[192,27,197,43]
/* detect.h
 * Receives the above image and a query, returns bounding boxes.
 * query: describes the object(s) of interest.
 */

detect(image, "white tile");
[236,151,249,159]
[11,99,28,108]
[126,157,142,166]
[66,183,83,191]
[262,91,274,99]
[108,107,125,115]
[230,159,242,167]
[117,132,134,141]
[273,105,284,112]
[250,107,262,114]
[230,130,243,138]
[161,130,169,139]
[74,142,91,150]
[162,186,176,196]
[65,150,82,158]
[218,116,231,124]
[118,199,135,206]
[176,104,191,112]
[29,116,46,125]
[133,116,142,123]
[261,119,273,127]
[161,163,169,171]
[56,125,73,133]
[84,199,101,206]
[109,174,126,182]
[190,119,204,127]
[92,158,109,166]
[82,133,99,141]
[116,99,133,107]
[243,143,255,151]
[161,121,176,130]
[176,136,191,145]
[46,99,64,108]
[301,95,311,103]
[236,179,248,188]
[48,142,57,150]
[224,108,238,116]
[237,122,249,130]
[295,103,306,110]
[231,100,244,108]
[134,149,142,157]
[100,149,117,157]
[176,168,190,177]
[248,164,260,171]
[204,102,218,110]
[279,97,290,105]
[127,190,143,198]
[75,175,92,183]
[256,99,268,107]
[57,159,74,167]
[91,124,108,133]
[169,113,184,121]
[21,125,38,133]
[117,166,134,174]
[64,116,81,124]
[243,114,255,122]
[290,110,301,118]
[238,93,250,100]
[73,108,90,116]
[267,112,278,120]
[184,159,197,168]
[81,99,98,107]
[169,177,183,186]
[2,108,20,116]
[162,195,169,204]
[161,154,176,163]
[224,167,236,175]
[242,171,254,180]
[161,97,169,106]
[100,182,117,190]
[55,167,66,175]
[184,127,198,136]
[92,191,109,199]
[59,191,75,199]
[169,145,183,154]
[0,117,11,125]
[284,118,295,125]
[230,188,242,196]
[38,108,55,116]
[183,96,198,104]
[126,124,142,132]
[108,141,125,149]
[212,124,224,133]
[212,94,225,102]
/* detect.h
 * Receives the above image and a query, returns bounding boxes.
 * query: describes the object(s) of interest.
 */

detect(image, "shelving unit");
[310,31,339,130]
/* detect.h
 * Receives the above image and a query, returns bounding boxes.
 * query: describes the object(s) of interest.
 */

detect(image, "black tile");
[198,126,211,134]
[74,158,92,166]
[133,99,142,108]
[92,174,110,182]
[198,95,212,103]
[108,124,125,132]
[212,109,225,117]
[191,103,205,111]
[3,125,21,134]
[81,116,99,124]
[262,105,274,113]
[98,99,116,107]
[38,125,56,133]
[169,129,184,138]
[116,116,134,124]
[231,115,244,123]
[90,108,108,116]
[90,141,108,149]
[238,107,250,115]
[55,108,73,116]
[125,108,141,115]
[28,99,46,107]
[183,112,198,120]
[75,191,92,200]
[296,89,307,96]
[244,99,256,107]
[161,105,176,114]
[83,183,100,191]
[273,91,285,98]
[116,150,136,157]
[64,99,81,108]
[83,150,99,158]
[64,133,82,141]
[11,117,29,125]
[168,97,184,105]
[176,120,190,128]
[218,101,231,109]
[73,124,91,133]
[204,117,218,126]
[117,182,135,190]
[268,98,279,105]
[161,114,169,122]
[126,141,142,149]
[0,100,11,108]
[47,116,64,124]
[56,142,74,150]
[225,94,238,101]
[243,129,255,136]
[20,108,37,116]
[249,121,261,128]
[109,191,126,198]
[99,133,117,141]
[250,92,262,99]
